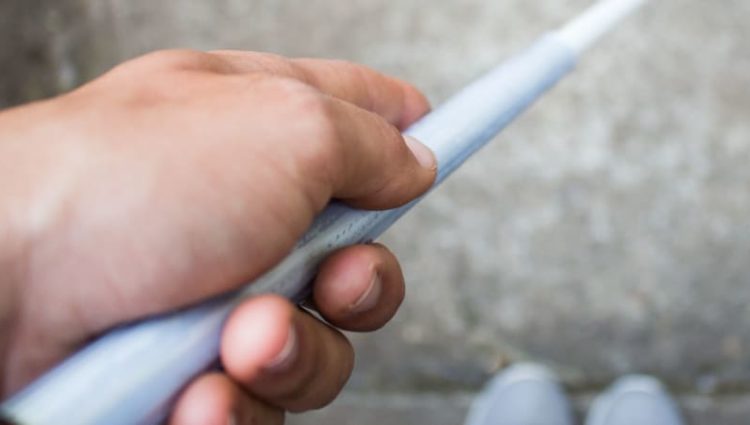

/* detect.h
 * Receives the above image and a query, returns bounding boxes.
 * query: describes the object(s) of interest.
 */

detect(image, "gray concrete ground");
[2,0,750,423]
[287,392,750,425]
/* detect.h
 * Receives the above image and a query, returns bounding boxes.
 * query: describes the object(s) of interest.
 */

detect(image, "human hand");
[0,49,435,424]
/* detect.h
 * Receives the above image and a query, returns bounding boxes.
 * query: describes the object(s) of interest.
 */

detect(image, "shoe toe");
[586,375,685,425]
[465,363,574,425]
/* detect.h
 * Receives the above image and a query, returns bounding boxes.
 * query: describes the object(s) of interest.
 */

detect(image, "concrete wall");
[3,0,750,422]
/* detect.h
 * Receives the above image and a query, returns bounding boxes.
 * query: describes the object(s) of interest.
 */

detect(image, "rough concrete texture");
[2,0,750,423]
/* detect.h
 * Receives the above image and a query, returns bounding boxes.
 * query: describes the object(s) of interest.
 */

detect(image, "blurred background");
[2,0,749,423]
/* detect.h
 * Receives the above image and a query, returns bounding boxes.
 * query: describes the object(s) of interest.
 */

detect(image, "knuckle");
[282,83,341,175]
[262,76,319,106]
[312,339,354,409]
[100,50,227,105]
[337,337,355,386]
[327,59,365,75]
[275,78,326,112]
[254,76,320,111]
[269,75,339,155]
[304,98,339,149]
[128,49,216,72]
[282,330,353,413]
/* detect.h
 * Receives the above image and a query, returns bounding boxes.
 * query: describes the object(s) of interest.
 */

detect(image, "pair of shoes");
[464,363,685,425]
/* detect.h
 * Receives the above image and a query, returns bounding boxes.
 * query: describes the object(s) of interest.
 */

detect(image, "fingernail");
[263,325,298,373]
[351,273,382,314]
[404,135,436,170]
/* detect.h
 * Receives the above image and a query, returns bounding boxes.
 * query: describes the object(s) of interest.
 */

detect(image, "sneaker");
[464,363,574,425]
[585,375,685,425]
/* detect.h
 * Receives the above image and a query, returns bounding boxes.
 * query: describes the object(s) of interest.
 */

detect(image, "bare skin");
[0,50,436,424]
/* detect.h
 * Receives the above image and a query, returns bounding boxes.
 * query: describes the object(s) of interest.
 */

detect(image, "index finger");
[209,51,431,129]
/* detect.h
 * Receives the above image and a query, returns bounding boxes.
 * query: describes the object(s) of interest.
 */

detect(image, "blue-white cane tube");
[0,1,647,423]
